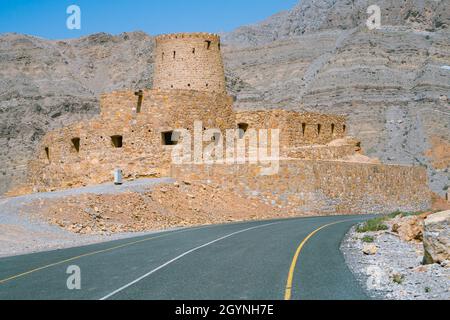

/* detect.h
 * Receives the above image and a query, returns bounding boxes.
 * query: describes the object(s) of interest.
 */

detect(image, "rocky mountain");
[222,0,450,45]
[0,0,449,196]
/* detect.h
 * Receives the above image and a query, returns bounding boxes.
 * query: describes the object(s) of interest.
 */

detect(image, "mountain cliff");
[222,0,449,45]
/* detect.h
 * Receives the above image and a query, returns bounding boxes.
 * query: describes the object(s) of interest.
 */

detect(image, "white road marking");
[100,222,280,300]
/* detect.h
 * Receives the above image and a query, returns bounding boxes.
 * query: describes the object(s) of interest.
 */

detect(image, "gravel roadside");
[0,178,175,258]
[341,225,450,300]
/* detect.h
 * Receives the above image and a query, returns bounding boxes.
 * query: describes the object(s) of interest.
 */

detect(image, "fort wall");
[287,145,359,160]
[236,110,347,150]
[171,160,431,215]
[27,89,235,191]
[26,87,358,192]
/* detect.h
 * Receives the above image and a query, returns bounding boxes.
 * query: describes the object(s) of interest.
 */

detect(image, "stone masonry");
[171,161,430,215]
[153,33,226,93]
[27,89,234,191]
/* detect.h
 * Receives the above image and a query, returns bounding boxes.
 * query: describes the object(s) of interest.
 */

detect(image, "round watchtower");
[153,33,226,93]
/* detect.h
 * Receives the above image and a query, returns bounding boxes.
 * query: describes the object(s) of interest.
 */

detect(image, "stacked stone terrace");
[19,32,431,215]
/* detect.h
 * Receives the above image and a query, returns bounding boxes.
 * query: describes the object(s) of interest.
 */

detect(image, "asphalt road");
[0,215,371,300]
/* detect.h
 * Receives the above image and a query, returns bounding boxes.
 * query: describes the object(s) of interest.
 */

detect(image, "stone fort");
[17,32,431,214]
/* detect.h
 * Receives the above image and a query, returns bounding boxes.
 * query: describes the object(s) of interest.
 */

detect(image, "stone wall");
[153,33,226,93]
[21,87,363,193]
[171,160,431,215]
[287,145,358,160]
[100,89,235,129]
[26,89,235,192]
[236,110,347,153]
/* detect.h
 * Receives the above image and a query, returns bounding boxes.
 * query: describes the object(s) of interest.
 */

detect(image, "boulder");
[423,211,450,265]
[363,244,378,255]
[391,212,432,242]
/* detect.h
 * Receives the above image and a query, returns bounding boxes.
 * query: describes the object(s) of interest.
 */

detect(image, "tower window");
[111,135,123,148]
[173,51,176,59]
[162,131,179,146]
[317,124,322,136]
[343,125,347,133]
[218,43,221,50]
[162,52,164,61]
[135,90,143,113]
[238,123,249,139]
[302,123,306,136]
[45,147,50,161]
[71,138,80,153]
[205,40,211,50]
[331,123,335,135]
[192,48,195,54]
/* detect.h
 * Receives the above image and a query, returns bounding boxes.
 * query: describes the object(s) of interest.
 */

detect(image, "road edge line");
[284,219,358,300]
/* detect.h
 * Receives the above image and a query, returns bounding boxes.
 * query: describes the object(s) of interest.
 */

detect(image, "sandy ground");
[0,178,176,257]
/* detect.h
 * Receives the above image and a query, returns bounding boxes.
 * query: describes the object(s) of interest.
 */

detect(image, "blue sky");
[0,0,298,39]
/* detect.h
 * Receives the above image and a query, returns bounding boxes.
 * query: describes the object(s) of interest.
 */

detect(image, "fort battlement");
[154,33,220,42]
[236,110,347,147]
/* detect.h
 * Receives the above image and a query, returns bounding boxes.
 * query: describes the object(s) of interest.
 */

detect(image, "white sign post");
[114,168,123,185]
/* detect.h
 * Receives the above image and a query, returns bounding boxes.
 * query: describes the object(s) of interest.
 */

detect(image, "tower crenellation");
[153,33,226,93]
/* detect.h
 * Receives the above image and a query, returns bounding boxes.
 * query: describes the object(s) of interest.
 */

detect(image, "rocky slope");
[341,214,450,300]
[30,180,301,235]
[0,0,449,196]
[222,0,450,45]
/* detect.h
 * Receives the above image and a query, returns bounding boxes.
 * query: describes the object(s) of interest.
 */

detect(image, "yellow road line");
[284,219,353,300]
[0,228,194,285]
